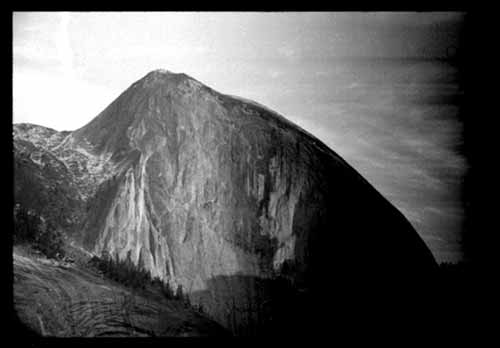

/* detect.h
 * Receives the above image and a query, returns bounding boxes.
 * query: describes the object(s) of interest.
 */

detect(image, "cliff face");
[13,70,438,335]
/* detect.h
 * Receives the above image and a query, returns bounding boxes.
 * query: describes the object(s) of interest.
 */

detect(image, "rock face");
[13,70,438,335]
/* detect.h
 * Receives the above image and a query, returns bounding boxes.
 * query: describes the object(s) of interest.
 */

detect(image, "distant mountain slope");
[13,121,119,238]
[13,132,84,235]
[13,69,438,335]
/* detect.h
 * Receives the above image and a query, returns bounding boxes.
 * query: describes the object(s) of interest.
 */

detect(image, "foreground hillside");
[12,246,228,337]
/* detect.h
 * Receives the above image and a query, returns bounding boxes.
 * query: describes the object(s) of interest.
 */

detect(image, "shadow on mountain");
[189,157,445,336]
[185,142,445,336]
[190,268,443,337]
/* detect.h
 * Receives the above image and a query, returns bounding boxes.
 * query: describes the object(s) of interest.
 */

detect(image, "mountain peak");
[137,69,198,90]
[146,68,177,77]
[151,68,172,74]
[143,68,191,80]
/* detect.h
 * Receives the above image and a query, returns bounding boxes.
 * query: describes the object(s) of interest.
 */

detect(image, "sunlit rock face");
[13,70,438,335]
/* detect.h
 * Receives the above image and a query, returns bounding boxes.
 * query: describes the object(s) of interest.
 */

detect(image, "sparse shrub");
[13,203,65,259]
[175,284,184,301]
[160,280,175,299]
[35,220,65,259]
[13,204,39,243]
[194,303,205,314]
[175,284,192,307]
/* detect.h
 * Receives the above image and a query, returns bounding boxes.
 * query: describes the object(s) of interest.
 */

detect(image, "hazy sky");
[13,12,467,262]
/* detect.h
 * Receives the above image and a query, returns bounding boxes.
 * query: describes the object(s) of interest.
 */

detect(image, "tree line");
[89,252,206,315]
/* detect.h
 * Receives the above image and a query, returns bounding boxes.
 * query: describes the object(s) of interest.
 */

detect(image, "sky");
[13,12,467,263]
